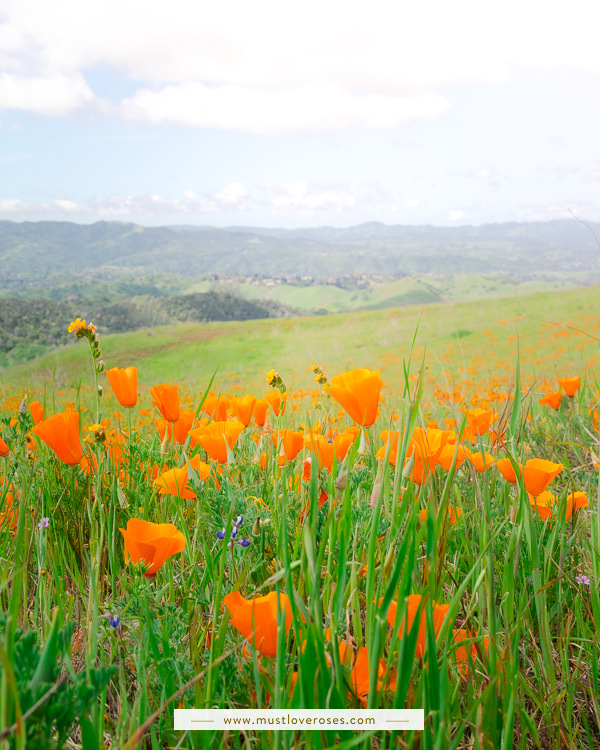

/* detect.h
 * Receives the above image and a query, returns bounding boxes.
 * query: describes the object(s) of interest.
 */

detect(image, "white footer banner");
[175,709,424,731]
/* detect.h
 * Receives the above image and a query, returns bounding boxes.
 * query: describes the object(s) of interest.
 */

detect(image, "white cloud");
[2,0,600,129]
[262,181,357,212]
[538,165,580,178]
[404,199,421,208]
[120,83,449,133]
[0,181,363,219]
[466,168,493,180]
[414,179,434,188]
[0,71,93,115]
[449,210,466,222]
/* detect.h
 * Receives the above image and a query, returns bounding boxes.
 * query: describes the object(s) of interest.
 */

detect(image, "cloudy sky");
[1,0,599,228]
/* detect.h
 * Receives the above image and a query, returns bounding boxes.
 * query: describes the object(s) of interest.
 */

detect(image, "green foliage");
[0,612,115,749]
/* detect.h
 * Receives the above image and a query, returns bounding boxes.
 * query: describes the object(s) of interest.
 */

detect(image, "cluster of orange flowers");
[1,316,597,708]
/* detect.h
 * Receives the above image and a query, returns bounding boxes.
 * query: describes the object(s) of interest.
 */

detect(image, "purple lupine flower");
[38,517,50,530]
[576,574,591,586]
[216,515,250,547]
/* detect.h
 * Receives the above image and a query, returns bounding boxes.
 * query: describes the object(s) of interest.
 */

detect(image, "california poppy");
[272,430,305,463]
[304,433,335,472]
[385,594,449,658]
[452,628,489,677]
[419,506,462,526]
[539,391,562,410]
[31,409,83,465]
[350,646,396,706]
[468,450,496,472]
[530,490,589,522]
[563,491,589,521]
[188,421,245,463]
[253,398,270,426]
[0,436,9,458]
[119,518,186,576]
[201,394,229,421]
[523,458,563,497]
[150,383,180,423]
[465,408,497,437]
[29,401,44,425]
[154,465,196,500]
[334,427,360,462]
[265,390,287,417]
[558,376,581,397]
[528,491,556,521]
[495,457,522,484]
[438,442,470,472]
[156,409,198,445]
[324,368,383,427]
[223,590,293,657]
[230,394,257,427]
[106,366,138,408]
[0,492,17,532]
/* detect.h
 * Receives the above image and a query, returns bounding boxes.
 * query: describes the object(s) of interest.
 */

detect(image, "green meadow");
[0,282,599,749]
[4,282,598,395]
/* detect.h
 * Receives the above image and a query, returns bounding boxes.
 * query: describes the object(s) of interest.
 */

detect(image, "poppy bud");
[252,517,261,536]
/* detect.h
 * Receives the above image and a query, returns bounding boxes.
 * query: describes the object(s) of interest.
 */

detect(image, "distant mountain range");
[1,218,599,290]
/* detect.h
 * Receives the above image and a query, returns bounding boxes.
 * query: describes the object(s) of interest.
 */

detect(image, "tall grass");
[0,308,599,748]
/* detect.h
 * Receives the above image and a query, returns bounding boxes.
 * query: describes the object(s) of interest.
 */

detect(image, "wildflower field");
[1,284,600,749]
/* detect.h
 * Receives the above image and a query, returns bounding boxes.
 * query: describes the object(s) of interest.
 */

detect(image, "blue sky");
[1,0,599,228]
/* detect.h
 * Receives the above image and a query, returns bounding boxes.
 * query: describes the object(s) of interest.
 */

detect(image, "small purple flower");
[38,517,50,530]
[109,614,121,629]
[576,574,590,586]
[216,515,250,547]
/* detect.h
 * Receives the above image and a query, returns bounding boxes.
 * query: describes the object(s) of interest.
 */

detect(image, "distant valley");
[1,217,599,367]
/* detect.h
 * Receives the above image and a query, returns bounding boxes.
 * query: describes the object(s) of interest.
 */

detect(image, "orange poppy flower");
[564,491,589,521]
[523,458,563,496]
[201,394,229,421]
[188,421,245,463]
[495,457,522,484]
[106,366,138,408]
[0,436,9,457]
[350,646,396,706]
[324,368,383,427]
[385,594,449,658]
[530,490,589,522]
[29,401,44,425]
[437,442,470,472]
[528,491,556,521]
[558,376,581,397]
[539,391,563,410]
[465,408,497,437]
[334,428,359,462]
[452,628,489,676]
[154,465,196,500]
[31,409,83,465]
[272,430,305,463]
[119,518,186,576]
[419,506,462,526]
[230,395,257,427]
[150,383,180,423]
[223,590,293,657]
[0,492,17,532]
[253,398,270,426]
[156,409,198,445]
[468,450,496,472]
[304,433,335,472]
[265,390,287,417]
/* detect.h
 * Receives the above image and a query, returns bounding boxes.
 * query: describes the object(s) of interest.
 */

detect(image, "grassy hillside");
[3,283,598,405]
